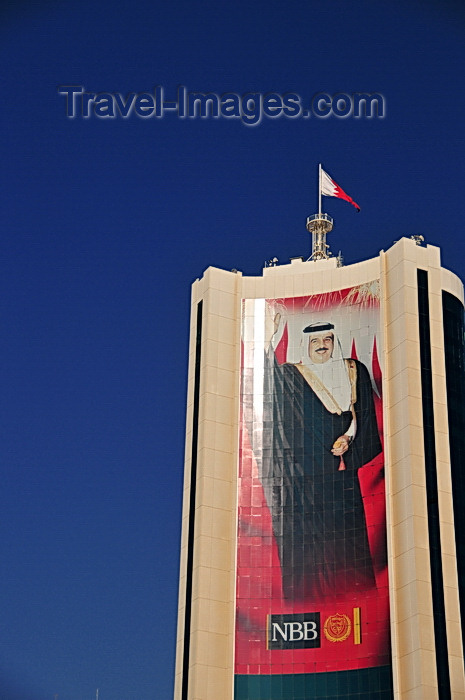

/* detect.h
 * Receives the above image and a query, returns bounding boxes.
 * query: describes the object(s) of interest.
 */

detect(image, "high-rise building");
[174,233,465,700]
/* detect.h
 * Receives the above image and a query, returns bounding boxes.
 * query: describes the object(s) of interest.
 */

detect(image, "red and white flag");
[321,168,360,212]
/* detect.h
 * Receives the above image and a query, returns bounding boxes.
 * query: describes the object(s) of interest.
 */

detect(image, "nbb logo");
[267,613,320,650]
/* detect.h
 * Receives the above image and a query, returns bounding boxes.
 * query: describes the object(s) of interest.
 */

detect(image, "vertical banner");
[235,283,391,698]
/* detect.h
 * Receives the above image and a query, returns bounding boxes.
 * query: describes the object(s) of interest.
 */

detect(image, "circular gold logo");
[324,613,351,642]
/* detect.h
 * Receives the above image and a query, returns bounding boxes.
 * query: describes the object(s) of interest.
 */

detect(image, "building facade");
[174,237,465,700]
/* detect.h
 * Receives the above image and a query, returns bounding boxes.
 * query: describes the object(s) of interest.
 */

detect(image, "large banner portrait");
[235,282,391,695]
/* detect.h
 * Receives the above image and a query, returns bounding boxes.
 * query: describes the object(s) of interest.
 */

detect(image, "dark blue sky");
[1,1,465,698]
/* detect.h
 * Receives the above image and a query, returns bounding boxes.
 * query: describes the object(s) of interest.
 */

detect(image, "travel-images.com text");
[58,86,385,126]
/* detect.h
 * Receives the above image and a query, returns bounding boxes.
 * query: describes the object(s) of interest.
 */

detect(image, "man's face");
[308,332,334,364]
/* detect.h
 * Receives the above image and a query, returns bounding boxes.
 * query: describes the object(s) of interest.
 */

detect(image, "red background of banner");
[235,289,391,674]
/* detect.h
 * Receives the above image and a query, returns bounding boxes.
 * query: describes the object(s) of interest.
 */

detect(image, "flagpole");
[306,162,333,261]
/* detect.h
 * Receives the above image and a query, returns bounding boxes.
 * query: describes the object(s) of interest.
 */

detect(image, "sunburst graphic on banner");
[345,280,380,307]
[299,280,380,312]
[302,289,347,311]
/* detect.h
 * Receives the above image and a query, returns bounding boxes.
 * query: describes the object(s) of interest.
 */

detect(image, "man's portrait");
[261,315,381,600]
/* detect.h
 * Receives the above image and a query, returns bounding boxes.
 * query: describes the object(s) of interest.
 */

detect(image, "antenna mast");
[306,163,333,260]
